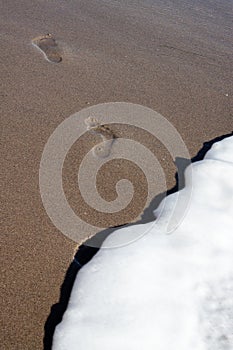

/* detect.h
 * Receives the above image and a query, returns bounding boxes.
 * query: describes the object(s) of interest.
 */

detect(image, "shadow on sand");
[43,131,232,349]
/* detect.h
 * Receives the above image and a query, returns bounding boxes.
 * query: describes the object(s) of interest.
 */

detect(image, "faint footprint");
[85,117,115,158]
[32,34,62,63]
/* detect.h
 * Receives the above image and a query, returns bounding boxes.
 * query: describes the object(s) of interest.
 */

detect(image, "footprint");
[32,34,62,63]
[85,117,115,158]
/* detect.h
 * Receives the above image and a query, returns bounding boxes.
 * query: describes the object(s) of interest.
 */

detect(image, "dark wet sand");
[1,0,232,348]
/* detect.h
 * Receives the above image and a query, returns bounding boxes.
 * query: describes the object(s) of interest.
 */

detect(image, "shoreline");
[1,0,232,349]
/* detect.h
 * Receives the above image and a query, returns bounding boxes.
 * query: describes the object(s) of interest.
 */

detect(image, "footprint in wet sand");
[85,117,115,158]
[32,34,62,63]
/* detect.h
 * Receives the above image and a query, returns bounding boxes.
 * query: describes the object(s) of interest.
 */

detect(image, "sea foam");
[53,136,233,350]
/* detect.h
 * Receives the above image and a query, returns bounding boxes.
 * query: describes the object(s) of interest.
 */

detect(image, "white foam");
[52,136,233,350]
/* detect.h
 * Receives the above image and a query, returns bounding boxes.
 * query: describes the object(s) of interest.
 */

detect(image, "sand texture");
[32,34,62,63]
[1,0,232,349]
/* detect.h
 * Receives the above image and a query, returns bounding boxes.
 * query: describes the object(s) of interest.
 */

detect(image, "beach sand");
[1,0,232,348]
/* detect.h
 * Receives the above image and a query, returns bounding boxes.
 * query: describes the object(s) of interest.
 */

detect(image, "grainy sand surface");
[1,0,232,349]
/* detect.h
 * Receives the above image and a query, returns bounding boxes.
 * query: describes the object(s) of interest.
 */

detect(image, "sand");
[32,34,62,63]
[0,0,232,349]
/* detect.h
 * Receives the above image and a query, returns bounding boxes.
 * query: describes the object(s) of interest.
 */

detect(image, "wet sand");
[32,34,62,63]
[1,0,232,349]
